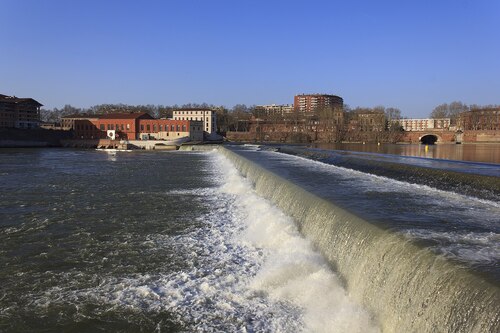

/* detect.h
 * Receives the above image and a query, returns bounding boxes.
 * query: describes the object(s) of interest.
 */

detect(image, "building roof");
[173,108,214,111]
[295,94,343,99]
[0,94,43,106]
[98,112,153,119]
[61,113,98,119]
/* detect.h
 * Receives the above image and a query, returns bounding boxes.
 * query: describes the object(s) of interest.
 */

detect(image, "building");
[69,112,204,142]
[0,94,42,129]
[254,104,294,116]
[348,110,386,132]
[61,113,99,130]
[457,108,500,131]
[172,108,217,137]
[396,118,451,131]
[293,94,343,113]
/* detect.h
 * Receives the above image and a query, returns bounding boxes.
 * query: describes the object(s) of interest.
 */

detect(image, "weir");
[219,146,500,333]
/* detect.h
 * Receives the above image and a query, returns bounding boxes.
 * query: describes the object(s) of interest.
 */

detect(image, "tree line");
[429,101,499,124]
[40,103,259,133]
[41,100,498,134]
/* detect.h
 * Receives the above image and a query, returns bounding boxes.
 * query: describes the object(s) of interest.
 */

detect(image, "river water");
[312,142,500,164]
[0,147,498,332]
[0,149,378,332]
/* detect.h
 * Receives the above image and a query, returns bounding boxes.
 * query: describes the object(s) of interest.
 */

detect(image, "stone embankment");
[0,128,72,147]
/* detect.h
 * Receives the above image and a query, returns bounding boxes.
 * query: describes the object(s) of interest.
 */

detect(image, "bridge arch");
[419,134,440,144]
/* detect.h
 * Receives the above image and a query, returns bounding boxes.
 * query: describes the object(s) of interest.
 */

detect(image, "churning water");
[220,144,499,332]
[0,149,379,332]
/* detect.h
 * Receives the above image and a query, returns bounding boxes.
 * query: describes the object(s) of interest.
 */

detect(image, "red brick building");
[68,112,203,141]
[457,108,500,131]
[0,94,42,128]
[347,110,386,132]
[294,94,343,113]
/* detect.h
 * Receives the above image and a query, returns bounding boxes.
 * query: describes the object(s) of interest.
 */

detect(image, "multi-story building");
[348,110,386,132]
[0,94,42,129]
[293,94,343,113]
[69,112,204,142]
[61,113,99,130]
[172,108,217,136]
[254,104,294,116]
[396,118,451,131]
[457,108,500,131]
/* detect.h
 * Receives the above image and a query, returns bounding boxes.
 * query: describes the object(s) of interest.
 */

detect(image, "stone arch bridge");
[402,131,458,144]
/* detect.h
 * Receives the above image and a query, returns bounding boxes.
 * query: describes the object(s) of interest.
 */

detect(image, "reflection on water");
[312,143,500,164]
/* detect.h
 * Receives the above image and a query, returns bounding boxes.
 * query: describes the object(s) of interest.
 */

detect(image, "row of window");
[98,124,131,131]
[77,123,201,133]
[178,116,205,121]
[140,124,186,132]
[0,113,17,118]
[175,111,212,115]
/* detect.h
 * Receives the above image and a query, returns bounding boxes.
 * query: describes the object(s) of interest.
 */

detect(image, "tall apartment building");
[293,94,343,113]
[0,94,42,128]
[172,108,217,136]
[396,118,451,131]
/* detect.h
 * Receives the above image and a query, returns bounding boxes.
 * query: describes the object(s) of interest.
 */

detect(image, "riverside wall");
[226,129,500,144]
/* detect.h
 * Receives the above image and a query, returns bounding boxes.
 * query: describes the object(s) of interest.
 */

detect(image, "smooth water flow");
[220,145,499,333]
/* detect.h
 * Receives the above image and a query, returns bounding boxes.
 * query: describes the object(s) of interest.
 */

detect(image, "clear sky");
[1,0,499,118]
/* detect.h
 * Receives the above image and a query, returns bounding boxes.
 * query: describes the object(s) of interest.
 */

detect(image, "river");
[0,146,498,332]
[311,142,500,164]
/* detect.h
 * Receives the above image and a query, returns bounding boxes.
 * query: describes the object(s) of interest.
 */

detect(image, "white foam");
[270,150,500,207]
[26,150,379,332]
[259,151,500,265]
[217,152,379,333]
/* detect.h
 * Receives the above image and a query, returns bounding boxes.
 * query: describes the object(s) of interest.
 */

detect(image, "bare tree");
[430,101,468,125]
[385,107,401,121]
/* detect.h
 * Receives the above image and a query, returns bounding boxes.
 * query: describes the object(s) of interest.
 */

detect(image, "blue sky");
[1,0,499,117]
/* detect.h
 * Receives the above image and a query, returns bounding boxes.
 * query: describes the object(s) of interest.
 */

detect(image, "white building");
[395,118,450,131]
[172,108,217,137]
[255,104,294,115]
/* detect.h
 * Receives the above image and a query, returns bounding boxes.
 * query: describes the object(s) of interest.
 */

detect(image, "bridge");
[402,130,459,144]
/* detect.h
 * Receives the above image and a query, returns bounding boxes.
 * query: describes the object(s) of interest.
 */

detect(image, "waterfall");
[219,147,500,333]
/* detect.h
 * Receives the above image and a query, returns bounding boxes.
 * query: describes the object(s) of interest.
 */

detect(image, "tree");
[430,104,448,119]
[385,107,401,121]
[315,106,344,142]
[430,101,468,125]
[231,104,249,113]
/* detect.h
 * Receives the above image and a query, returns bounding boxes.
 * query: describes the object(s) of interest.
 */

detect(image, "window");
[146,124,150,131]
[121,124,124,130]
[182,125,186,131]
[116,124,119,130]
[171,125,175,131]
[107,124,111,130]
[177,125,180,131]
[159,125,163,131]
[153,124,157,132]
[126,124,130,130]
[140,124,144,131]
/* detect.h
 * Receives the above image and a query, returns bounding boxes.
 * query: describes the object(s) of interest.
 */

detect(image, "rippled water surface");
[312,142,500,164]
[0,148,378,332]
[233,145,500,282]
